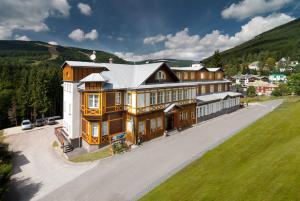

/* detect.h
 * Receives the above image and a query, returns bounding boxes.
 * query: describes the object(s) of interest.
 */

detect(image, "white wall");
[63,82,81,140]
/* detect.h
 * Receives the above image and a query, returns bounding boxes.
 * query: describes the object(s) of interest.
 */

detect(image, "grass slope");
[140,98,300,201]
[70,146,111,162]
[203,18,300,63]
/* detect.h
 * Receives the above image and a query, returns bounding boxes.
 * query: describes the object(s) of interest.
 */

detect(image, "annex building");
[56,61,241,152]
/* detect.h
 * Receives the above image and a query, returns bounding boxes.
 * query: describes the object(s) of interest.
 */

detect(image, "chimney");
[109,58,114,63]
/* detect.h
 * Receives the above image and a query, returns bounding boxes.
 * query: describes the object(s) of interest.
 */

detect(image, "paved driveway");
[38,100,282,201]
[4,125,96,201]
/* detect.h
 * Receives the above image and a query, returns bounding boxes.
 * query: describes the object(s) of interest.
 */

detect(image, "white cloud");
[221,0,293,20]
[48,41,58,45]
[68,29,98,42]
[143,34,168,45]
[115,13,294,61]
[0,0,71,39]
[77,3,92,16]
[15,35,31,41]
[117,37,124,42]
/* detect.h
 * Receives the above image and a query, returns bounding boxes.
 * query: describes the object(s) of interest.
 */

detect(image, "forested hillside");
[0,40,127,129]
[203,18,300,75]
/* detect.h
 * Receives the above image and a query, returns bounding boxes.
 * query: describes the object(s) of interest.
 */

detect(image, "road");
[38,100,282,201]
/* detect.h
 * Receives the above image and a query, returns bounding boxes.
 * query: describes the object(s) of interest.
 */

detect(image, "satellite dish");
[90,51,96,61]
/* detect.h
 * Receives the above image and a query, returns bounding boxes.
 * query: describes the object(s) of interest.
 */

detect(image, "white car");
[21,120,32,130]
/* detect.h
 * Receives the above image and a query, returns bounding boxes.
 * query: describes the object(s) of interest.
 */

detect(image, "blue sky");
[0,0,299,61]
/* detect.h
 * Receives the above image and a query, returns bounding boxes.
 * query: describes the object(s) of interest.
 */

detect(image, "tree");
[288,73,300,95]
[271,84,291,96]
[265,57,276,72]
[246,86,256,97]
[208,50,223,68]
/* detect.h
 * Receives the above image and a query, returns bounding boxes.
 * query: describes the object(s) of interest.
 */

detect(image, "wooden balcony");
[81,105,102,116]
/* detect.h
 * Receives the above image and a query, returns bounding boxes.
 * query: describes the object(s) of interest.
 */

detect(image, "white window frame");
[150,92,156,105]
[88,94,99,109]
[91,122,99,137]
[101,121,108,136]
[158,91,164,104]
[156,70,166,80]
[138,121,145,135]
[115,92,121,105]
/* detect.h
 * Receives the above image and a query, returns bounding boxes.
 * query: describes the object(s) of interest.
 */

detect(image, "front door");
[165,114,174,130]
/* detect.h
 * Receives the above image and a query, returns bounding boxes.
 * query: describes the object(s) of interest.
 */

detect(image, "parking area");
[4,123,96,201]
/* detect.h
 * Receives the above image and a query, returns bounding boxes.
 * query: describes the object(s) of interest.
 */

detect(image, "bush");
[247,86,256,97]
[112,141,128,154]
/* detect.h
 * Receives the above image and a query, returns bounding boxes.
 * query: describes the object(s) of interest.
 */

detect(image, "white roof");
[170,65,204,71]
[80,73,108,82]
[248,80,277,87]
[63,61,109,68]
[100,62,169,89]
[207,67,221,72]
[164,103,176,113]
[197,92,241,103]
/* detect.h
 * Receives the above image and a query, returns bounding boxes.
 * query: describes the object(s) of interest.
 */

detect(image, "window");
[209,73,213,79]
[156,70,166,80]
[225,84,228,91]
[115,92,121,105]
[176,72,181,79]
[101,121,108,136]
[218,84,222,92]
[217,73,222,79]
[88,94,99,108]
[183,89,188,99]
[127,93,132,106]
[91,122,99,137]
[138,121,145,135]
[150,118,156,131]
[64,101,66,113]
[150,92,156,105]
[172,90,177,101]
[200,72,205,79]
[201,85,206,94]
[165,91,171,103]
[184,72,188,80]
[158,92,164,104]
[157,117,162,129]
[178,90,183,100]
[210,85,214,93]
[191,72,195,80]
[180,112,188,120]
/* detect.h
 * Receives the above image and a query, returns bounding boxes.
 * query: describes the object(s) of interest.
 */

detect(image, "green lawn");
[140,98,300,201]
[70,146,112,162]
[241,95,284,103]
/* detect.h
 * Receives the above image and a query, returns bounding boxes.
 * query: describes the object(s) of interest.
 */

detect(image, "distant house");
[232,74,260,88]
[248,80,278,96]
[269,73,287,83]
[248,61,260,71]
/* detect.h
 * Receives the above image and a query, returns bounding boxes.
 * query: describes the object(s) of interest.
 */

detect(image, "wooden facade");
[61,61,232,149]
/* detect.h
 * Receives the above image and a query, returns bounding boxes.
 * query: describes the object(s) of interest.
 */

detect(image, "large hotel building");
[56,61,240,152]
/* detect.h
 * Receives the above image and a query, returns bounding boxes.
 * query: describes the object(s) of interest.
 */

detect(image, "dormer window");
[156,70,166,80]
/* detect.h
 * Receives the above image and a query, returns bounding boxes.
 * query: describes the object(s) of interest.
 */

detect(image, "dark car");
[35,118,45,127]
[47,117,56,125]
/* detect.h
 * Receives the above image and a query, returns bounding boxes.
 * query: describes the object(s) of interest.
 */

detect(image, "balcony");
[81,105,102,116]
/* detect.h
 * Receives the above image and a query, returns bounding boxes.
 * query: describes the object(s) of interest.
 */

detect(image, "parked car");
[47,117,56,125]
[21,120,32,130]
[35,118,45,127]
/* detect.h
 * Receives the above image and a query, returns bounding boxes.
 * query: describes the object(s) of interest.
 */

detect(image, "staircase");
[63,144,74,153]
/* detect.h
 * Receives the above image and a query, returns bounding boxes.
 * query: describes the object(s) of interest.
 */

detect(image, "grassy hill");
[203,18,300,68]
[0,40,127,66]
[140,97,300,201]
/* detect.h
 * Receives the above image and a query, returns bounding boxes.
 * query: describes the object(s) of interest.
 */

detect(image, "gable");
[145,63,179,84]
